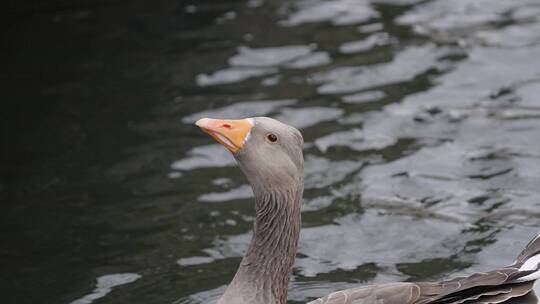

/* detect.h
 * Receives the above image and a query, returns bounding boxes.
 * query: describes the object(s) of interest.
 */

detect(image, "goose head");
[196,117,304,193]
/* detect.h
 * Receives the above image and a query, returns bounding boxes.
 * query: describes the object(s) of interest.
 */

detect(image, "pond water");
[3,0,540,303]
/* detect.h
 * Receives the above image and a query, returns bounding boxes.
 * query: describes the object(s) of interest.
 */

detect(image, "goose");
[195,116,540,304]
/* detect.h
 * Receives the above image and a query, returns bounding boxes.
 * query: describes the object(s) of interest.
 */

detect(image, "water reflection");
[339,32,395,54]
[196,44,331,86]
[70,273,141,304]
[173,0,540,302]
[315,44,444,94]
[280,0,380,26]
[4,0,540,303]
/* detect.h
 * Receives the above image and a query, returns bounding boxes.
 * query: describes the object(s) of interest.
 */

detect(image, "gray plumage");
[196,117,540,304]
[216,117,304,304]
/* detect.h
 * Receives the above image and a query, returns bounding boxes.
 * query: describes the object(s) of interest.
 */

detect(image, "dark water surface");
[3,0,540,303]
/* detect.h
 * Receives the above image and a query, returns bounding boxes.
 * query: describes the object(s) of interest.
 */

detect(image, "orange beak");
[195,118,254,153]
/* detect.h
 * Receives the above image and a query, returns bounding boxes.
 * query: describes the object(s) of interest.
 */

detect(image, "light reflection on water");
[3,0,540,303]
[70,273,141,304]
[175,0,540,302]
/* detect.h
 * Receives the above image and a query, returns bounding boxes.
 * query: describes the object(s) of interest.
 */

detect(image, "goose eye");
[266,133,278,143]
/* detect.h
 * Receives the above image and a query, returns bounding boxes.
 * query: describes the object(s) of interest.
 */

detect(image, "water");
[3,0,540,303]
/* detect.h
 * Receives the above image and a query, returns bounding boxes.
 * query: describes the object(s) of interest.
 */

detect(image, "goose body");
[195,117,540,304]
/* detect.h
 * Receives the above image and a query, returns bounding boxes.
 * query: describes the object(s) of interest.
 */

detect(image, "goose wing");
[306,280,536,304]
[307,231,540,304]
[306,282,422,304]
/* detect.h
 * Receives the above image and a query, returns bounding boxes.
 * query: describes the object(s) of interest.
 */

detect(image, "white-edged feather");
[516,253,540,282]
[520,253,540,272]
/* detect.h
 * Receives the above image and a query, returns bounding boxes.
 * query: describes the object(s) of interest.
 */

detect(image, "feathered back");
[308,231,540,304]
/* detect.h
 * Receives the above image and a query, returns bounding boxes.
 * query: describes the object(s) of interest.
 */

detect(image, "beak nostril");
[222,123,232,129]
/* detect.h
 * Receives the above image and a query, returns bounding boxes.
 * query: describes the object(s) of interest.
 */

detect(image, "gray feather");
[308,232,540,304]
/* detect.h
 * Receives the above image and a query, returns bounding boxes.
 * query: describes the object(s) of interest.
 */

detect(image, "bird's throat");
[222,184,303,304]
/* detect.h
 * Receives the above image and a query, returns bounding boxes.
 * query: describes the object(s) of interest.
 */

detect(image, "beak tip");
[195,118,210,128]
